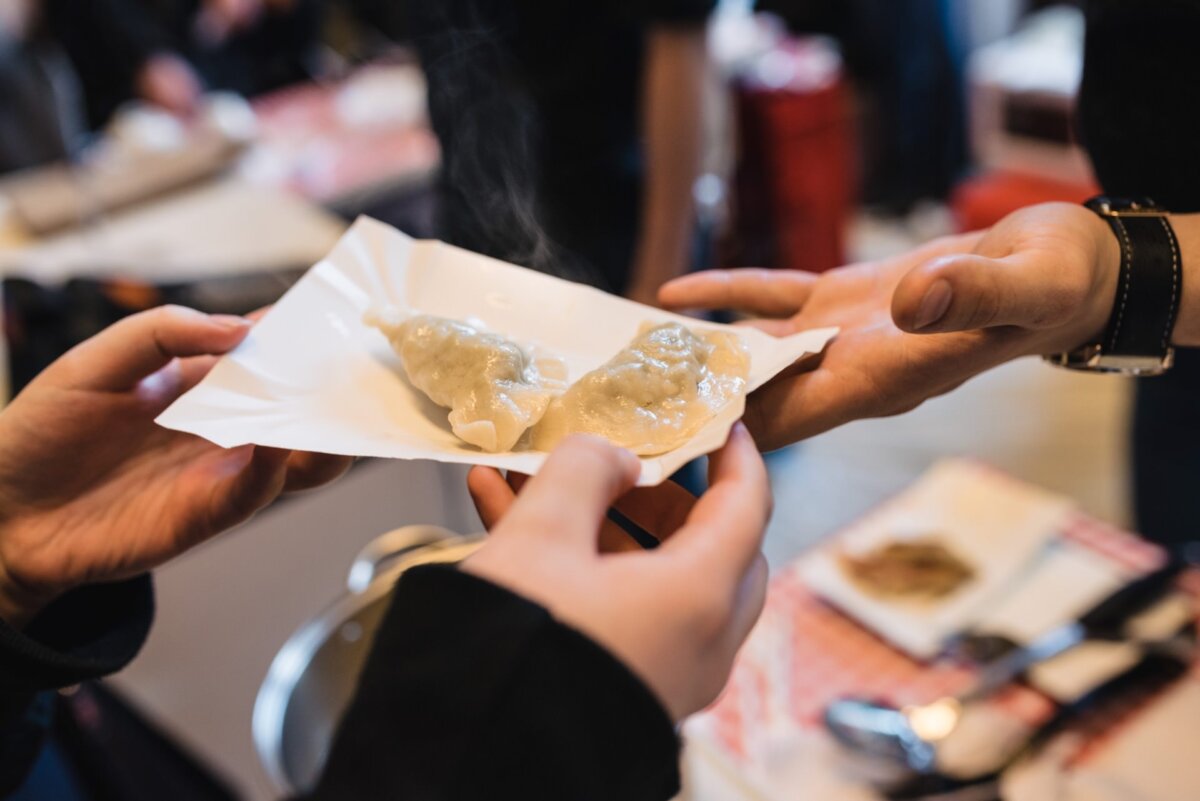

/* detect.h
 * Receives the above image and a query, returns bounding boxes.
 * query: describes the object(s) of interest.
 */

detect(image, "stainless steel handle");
[347,525,460,593]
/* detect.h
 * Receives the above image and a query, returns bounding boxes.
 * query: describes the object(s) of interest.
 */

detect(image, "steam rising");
[416,4,600,286]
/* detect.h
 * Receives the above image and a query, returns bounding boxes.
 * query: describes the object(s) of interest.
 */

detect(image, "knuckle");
[148,303,195,325]
[968,280,1003,328]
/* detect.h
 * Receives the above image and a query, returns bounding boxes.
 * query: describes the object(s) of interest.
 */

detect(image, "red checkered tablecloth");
[699,504,1198,774]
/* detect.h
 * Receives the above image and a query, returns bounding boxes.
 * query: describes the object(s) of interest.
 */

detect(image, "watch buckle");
[1090,199,1165,218]
[1045,344,1175,376]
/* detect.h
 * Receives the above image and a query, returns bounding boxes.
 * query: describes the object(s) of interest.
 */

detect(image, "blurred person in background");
[0,0,83,173]
[405,0,712,304]
[42,0,324,127]
[755,0,967,215]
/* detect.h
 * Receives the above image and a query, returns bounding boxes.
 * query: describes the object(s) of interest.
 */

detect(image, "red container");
[728,40,856,274]
[951,170,1098,233]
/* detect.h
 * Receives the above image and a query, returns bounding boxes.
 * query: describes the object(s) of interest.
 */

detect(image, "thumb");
[892,252,1084,334]
[500,436,641,549]
[50,305,252,391]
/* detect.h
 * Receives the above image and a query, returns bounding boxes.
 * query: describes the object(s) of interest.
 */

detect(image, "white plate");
[158,217,838,486]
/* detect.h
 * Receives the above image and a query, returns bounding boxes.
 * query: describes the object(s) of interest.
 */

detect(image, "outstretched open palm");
[660,203,1119,450]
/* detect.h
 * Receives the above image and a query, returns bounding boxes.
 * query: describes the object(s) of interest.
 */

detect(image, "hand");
[462,426,771,720]
[136,54,203,116]
[0,0,35,41]
[659,203,1120,451]
[0,306,353,628]
[470,464,697,555]
[625,281,665,309]
[195,0,263,42]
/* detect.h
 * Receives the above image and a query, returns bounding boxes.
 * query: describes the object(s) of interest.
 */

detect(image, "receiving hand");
[463,426,771,720]
[0,306,353,628]
[660,203,1120,450]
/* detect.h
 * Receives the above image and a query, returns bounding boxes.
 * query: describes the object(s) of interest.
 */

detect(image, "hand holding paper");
[0,306,352,628]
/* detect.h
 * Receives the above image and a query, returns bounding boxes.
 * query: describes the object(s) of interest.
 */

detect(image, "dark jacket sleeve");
[0,576,153,795]
[306,565,682,801]
[1080,0,1200,212]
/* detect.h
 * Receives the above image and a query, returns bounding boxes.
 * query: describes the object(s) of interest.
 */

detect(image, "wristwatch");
[1044,196,1182,376]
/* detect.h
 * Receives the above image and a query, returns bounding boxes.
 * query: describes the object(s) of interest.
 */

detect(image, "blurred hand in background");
[135,52,204,115]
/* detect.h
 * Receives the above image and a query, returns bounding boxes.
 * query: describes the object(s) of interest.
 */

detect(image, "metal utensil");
[253,525,483,795]
[824,559,1185,773]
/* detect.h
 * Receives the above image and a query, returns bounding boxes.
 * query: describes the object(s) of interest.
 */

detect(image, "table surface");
[682,487,1199,801]
[0,66,441,284]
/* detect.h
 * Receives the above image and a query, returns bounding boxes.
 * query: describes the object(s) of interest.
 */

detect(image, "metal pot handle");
[347,525,460,593]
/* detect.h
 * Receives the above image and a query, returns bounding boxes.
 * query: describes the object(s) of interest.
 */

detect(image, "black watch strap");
[1089,197,1183,359]
[1047,197,1181,375]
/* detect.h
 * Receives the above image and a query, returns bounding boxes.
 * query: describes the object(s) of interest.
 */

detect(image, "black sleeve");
[42,0,180,126]
[306,565,682,801]
[0,576,154,794]
[616,0,716,25]
[1079,0,1200,212]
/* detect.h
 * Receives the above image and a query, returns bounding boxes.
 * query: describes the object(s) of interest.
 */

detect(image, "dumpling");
[367,310,566,452]
[533,322,750,456]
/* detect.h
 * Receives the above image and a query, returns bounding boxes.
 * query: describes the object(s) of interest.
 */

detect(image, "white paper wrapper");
[799,460,1073,658]
[157,217,837,486]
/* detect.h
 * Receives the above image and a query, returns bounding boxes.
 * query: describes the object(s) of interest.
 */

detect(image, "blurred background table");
[679,468,1199,801]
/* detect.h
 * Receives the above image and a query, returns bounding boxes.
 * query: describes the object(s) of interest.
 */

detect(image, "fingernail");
[913,280,953,330]
[211,314,251,330]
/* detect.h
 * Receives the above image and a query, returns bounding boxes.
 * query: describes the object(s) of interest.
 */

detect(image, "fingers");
[468,466,517,529]
[283,452,354,492]
[740,367,847,450]
[245,305,273,324]
[725,554,770,651]
[52,306,251,392]
[611,482,697,543]
[661,424,771,583]
[658,269,817,318]
[736,317,799,338]
[892,251,1088,334]
[474,465,636,550]
[199,445,291,542]
[498,436,641,547]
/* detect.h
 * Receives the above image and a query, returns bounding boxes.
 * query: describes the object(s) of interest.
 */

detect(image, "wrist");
[0,550,57,630]
[1075,208,1124,348]
[1043,201,1190,373]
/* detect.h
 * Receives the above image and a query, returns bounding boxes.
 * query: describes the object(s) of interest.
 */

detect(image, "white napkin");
[970,538,1128,646]
[157,217,837,486]
[800,460,1073,659]
[1003,680,1200,801]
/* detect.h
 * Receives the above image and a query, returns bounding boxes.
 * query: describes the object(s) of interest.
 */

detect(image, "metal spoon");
[824,559,1185,773]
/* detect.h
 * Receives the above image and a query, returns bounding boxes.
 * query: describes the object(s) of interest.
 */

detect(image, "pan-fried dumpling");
[367,310,566,452]
[532,322,750,456]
